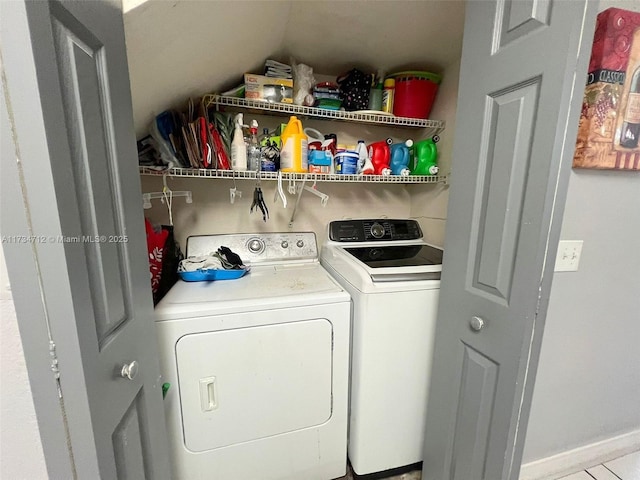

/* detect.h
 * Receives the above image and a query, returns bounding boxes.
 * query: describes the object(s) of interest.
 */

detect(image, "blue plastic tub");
[178,268,249,282]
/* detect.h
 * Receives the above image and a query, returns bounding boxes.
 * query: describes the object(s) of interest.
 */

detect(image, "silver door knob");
[120,361,139,380]
[470,316,485,332]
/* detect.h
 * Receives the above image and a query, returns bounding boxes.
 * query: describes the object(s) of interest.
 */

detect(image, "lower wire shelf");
[139,166,447,184]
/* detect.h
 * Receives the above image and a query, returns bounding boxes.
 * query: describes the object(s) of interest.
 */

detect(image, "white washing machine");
[154,232,350,480]
[320,219,443,476]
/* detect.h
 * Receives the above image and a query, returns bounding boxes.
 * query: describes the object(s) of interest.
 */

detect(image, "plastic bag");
[291,58,316,106]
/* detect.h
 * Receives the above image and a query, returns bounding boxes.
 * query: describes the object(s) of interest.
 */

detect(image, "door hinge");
[49,340,63,398]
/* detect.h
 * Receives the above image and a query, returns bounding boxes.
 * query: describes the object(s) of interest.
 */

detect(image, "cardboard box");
[574,8,640,170]
[244,74,293,104]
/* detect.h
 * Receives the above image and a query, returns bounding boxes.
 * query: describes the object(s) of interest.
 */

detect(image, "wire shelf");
[139,166,447,184]
[203,95,445,134]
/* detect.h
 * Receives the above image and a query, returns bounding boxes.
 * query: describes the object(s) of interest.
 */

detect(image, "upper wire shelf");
[203,95,445,134]
[139,166,447,185]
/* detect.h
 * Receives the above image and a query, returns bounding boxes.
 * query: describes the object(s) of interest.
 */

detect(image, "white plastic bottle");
[357,140,374,175]
[231,113,247,171]
[247,119,261,171]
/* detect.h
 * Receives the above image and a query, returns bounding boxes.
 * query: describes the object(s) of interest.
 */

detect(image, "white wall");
[123,0,464,138]
[522,0,640,466]
[522,170,640,463]
[409,59,460,246]
[0,249,48,480]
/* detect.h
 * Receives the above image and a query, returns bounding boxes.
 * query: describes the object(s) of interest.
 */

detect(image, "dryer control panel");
[329,219,422,242]
[186,232,318,264]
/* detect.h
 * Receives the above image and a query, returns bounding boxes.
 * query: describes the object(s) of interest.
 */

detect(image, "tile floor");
[559,450,640,480]
[337,450,640,480]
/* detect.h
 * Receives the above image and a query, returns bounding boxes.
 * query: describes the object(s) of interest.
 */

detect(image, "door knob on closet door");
[470,316,485,332]
[120,361,139,380]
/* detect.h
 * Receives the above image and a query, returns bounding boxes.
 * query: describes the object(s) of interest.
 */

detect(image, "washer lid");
[344,244,442,268]
[321,243,442,289]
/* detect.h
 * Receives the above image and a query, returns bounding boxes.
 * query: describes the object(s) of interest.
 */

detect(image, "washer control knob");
[296,240,304,248]
[281,241,289,249]
[371,222,385,239]
[248,238,264,253]
[470,316,485,332]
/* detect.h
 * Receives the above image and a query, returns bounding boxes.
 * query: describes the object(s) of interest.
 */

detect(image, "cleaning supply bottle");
[382,78,395,114]
[412,137,439,175]
[368,73,383,111]
[247,119,261,171]
[356,140,374,175]
[390,139,413,176]
[280,116,308,173]
[368,138,392,175]
[231,113,247,171]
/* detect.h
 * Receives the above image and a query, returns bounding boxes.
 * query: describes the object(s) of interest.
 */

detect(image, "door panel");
[451,345,499,480]
[113,390,148,480]
[423,1,597,479]
[497,0,551,51]
[50,4,129,342]
[473,79,540,302]
[0,1,171,478]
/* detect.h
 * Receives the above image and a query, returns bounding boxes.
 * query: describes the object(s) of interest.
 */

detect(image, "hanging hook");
[303,184,329,207]
[162,175,174,226]
[230,171,242,204]
[288,176,297,195]
[288,177,307,229]
[274,171,287,208]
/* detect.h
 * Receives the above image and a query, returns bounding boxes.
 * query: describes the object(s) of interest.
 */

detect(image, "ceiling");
[123,0,466,136]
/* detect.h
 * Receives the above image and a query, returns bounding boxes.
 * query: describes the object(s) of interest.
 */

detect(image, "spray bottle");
[231,113,247,171]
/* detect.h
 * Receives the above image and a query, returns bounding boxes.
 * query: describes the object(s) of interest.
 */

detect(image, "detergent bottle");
[356,140,374,175]
[411,137,439,175]
[390,139,413,176]
[280,116,308,173]
[367,138,392,175]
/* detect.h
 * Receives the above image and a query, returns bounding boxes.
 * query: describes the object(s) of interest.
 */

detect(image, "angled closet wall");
[123,0,465,248]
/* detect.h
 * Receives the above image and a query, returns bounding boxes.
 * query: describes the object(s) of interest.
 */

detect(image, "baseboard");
[519,428,640,480]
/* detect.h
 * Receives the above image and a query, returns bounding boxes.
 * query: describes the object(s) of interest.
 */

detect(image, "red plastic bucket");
[391,72,441,119]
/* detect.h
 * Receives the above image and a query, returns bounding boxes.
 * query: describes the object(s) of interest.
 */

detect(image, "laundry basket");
[390,71,442,119]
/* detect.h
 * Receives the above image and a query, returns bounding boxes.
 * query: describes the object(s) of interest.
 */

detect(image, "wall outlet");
[555,240,583,272]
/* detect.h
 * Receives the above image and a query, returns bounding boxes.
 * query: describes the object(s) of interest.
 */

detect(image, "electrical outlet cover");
[555,240,584,272]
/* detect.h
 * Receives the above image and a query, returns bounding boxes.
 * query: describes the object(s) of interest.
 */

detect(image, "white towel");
[178,255,224,272]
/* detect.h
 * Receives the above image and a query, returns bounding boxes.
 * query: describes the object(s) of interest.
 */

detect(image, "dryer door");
[176,318,333,452]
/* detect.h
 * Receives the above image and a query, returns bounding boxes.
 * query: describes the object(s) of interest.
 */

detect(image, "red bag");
[145,219,169,295]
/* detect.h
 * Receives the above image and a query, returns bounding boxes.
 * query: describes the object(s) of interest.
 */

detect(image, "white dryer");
[154,232,350,480]
[320,219,443,476]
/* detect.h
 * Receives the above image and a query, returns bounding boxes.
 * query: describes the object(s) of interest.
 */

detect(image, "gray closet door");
[423,1,597,479]
[0,1,170,478]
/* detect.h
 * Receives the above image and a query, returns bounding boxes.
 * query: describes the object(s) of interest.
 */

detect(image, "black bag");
[154,225,183,305]
[337,69,371,111]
